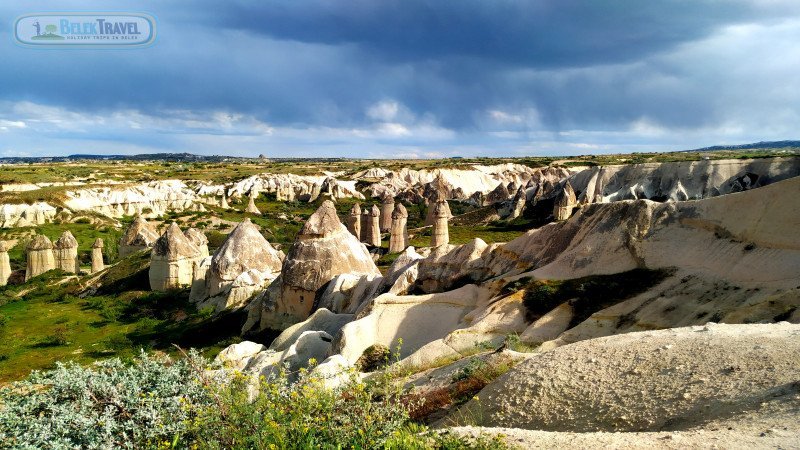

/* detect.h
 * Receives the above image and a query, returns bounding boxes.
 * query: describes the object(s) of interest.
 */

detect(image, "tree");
[45,24,56,34]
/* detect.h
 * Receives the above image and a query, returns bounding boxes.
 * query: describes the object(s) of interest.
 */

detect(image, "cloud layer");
[1,1,798,157]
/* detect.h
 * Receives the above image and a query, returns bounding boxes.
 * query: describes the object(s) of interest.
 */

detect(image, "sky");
[1,1,799,158]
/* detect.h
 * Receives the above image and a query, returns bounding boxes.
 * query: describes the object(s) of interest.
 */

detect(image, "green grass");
[0,252,242,383]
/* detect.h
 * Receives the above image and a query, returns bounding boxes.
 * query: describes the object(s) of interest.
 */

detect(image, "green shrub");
[0,351,506,449]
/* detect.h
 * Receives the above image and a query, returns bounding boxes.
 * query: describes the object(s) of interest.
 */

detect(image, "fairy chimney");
[365,205,381,247]
[431,200,451,247]
[388,203,409,253]
[220,194,230,209]
[119,216,160,257]
[53,231,79,274]
[149,222,202,291]
[245,192,261,215]
[554,181,577,221]
[277,200,380,325]
[0,242,11,286]
[25,234,55,281]
[346,203,361,239]
[91,238,105,273]
[380,195,395,232]
[184,228,210,258]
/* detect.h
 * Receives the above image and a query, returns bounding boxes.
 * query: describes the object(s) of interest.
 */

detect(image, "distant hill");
[687,140,800,152]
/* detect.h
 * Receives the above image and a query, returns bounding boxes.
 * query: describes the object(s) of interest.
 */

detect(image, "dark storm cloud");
[0,0,798,156]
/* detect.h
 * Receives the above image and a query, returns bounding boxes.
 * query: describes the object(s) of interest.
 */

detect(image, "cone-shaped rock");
[25,234,55,281]
[53,231,79,274]
[431,200,451,247]
[554,181,577,221]
[91,238,105,273]
[346,203,361,239]
[365,205,381,247]
[0,242,11,286]
[278,200,380,324]
[220,194,230,209]
[389,203,409,253]
[119,216,159,257]
[380,196,395,232]
[184,228,209,258]
[509,187,527,220]
[245,194,261,215]
[485,182,511,206]
[206,218,284,300]
[149,223,202,291]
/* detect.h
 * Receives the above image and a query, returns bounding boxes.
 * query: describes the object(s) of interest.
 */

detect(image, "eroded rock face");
[25,235,55,281]
[183,228,209,258]
[0,203,58,228]
[64,180,197,219]
[191,218,284,312]
[119,216,160,257]
[253,201,381,330]
[562,157,800,205]
[446,323,800,432]
[53,231,79,274]
[149,223,201,291]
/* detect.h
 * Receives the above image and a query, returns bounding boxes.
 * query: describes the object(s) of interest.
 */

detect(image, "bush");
[0,351,507,449]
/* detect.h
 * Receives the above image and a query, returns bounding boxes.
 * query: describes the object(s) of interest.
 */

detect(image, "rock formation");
[380,195,395,232]
[388,203,408,253]
[149,222,202,291]
[0,202,58,228]
[91,238,105,273]
[0,242,11,286]
[345,203,361,239]
[220,194,230,209]
[364,205,381,247]
[553,180,577,221]
[431,200,451,247]
[25,235,55,281]
[485,182,511,206]
[53,231,79,274]
[183,228,209,258]
[245,192,261,215]
[191,218,284,311]
[250,200,381,330]
[118,216,160,257]
[63,180,197,219]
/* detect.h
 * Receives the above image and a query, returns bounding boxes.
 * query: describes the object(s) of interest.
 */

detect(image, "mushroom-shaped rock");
[25,234,55,281]
[364,205,381,247]
[346,203,361,239]
[380,196,395,232]
[91,238,105,273]
[276,200,381,326]
[119,216,159,257]
[0,242,11,286]
[197,218,284,310]
[388,203,409,253]
[554,180,577,221]
[184,228,209,258]
[53,231,79,274]
[149,223,202,291]
[431,200,451,247]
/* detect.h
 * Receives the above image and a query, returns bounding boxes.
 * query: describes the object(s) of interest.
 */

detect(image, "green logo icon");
[31,21,64,40]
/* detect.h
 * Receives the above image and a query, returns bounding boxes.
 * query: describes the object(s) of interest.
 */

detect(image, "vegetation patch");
[518,268,674,327]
